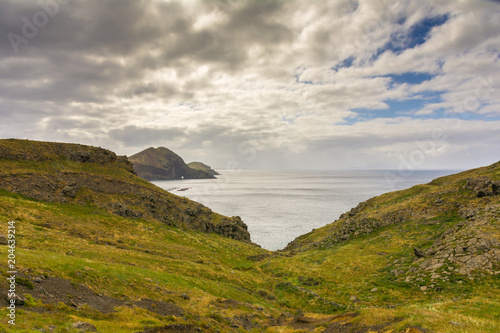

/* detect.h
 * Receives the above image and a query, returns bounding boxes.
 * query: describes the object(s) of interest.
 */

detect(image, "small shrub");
[298,276,322,286]
[23,294,43,307]
[208,312,223,322]
[256,289,276,300]
[16,277,34,290]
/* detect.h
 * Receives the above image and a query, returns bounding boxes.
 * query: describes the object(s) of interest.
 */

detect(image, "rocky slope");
[187,161,220,177]
[286,161,500,285]
[0,139,250,242]
[129,147,215,180]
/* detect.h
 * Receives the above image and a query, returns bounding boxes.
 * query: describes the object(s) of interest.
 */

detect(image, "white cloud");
[0,0,499,170]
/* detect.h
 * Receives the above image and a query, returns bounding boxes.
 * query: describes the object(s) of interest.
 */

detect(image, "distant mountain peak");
[129,147,216,181]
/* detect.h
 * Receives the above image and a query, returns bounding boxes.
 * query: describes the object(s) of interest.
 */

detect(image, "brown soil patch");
[0,274,183,317]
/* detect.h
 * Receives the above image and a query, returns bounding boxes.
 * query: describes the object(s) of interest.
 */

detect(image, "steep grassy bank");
[272,161,500,331]
[0,188,279,332]
[0,139,249,242]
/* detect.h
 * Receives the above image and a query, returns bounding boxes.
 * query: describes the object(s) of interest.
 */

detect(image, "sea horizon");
[153,169,456,250]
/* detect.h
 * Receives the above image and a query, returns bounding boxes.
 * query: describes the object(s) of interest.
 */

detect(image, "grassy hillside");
[0,188,275,332]
[0,139,249,242]
[274,161,500,331]
[0,140,499,332]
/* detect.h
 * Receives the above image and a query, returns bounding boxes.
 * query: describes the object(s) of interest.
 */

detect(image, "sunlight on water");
[153,169,455,250]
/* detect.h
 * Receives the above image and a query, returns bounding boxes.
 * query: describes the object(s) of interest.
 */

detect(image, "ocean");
[153,169,457,250]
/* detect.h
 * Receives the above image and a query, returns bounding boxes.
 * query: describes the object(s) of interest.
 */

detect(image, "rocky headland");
[129,147,216,181]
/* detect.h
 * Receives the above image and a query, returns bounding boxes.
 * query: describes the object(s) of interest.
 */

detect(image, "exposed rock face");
[62,183,79,198]
[129,147,214,180]
[1,273,185,317]
[0,140,251,243]
[291,204,418,248]
[463,177,500,197]
[72,321,97,332]
[404,205,500,284]
[199,216,250,241]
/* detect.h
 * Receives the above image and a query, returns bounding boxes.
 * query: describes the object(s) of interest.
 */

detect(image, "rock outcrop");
[285,166,500,286]
[463,177,500,197]
[404,204,500,283]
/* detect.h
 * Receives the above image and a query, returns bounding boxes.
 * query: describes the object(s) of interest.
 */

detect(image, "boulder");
[0,235,8,245]
[464,177,500,197]
[72,321,97,332]
[414,247,425,258]
[62,183,79,198]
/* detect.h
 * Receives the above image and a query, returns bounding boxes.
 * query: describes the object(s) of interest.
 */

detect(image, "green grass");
[0,140,499,332]
[0,190,285,331]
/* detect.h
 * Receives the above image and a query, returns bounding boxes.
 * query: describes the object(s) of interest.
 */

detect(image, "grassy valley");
[0,140,499,332]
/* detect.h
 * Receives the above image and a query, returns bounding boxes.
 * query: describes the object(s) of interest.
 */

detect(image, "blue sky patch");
[346,94,442,123]
[406,14,449,49]
[331,56,356,71]
[385,99,434,116]
[344,93,500,124]
[350,99,427,119]
[374,14,450,58]
[385,72,434,85]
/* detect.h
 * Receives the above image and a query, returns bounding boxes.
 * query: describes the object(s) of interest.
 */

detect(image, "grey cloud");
[225,0,293,45]
[0,0,295,107]
[1,0,186,56]
[108,125,187,147]
[47,116,103,130]
[159,1,294,71]
[0,0,499,171]
[0,0,191,106]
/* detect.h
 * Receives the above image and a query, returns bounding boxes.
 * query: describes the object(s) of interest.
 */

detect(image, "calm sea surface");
[153,169,456,250]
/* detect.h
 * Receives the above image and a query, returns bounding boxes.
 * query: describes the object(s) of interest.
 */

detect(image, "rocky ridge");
[286,167,500,285]
[0,139,250,242]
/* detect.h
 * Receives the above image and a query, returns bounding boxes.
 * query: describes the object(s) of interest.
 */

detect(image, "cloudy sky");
[1,0,499,170]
